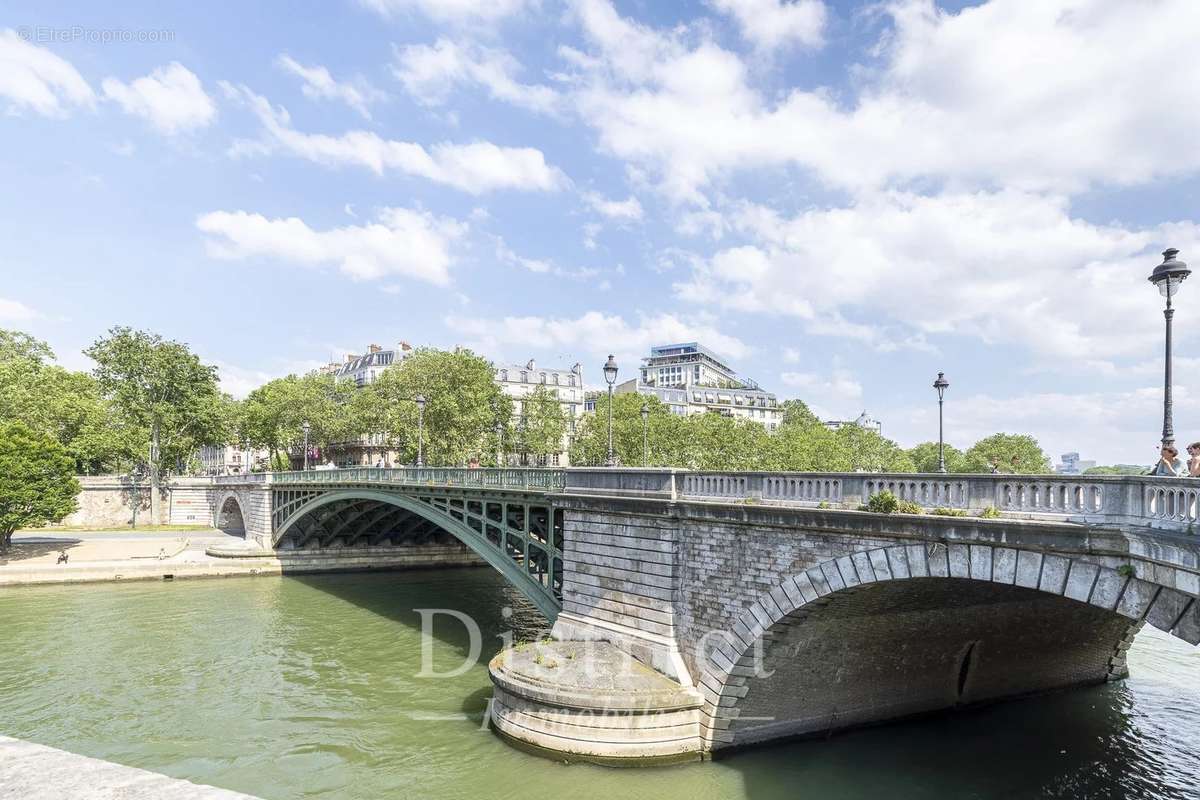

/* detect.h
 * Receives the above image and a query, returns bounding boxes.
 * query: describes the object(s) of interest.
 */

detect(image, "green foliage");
[1117,564,1136,579]
[570,392,673,467]
[518,385,568,461]
[907,441,965,473]
[978,506,1002,519]
[961,433,1051,474]
[930,506,967,517]
[896,500,923,514]
[86,327,225,479]
[0,329,140,473]
[365,348,513,466]
[779,399,820,428]
[1084,464,1150,476]
[242,372,359,465]
[865,491,900,514]
[0,422,81,550]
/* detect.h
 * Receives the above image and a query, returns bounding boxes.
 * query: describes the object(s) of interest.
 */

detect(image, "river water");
[1,569,1196,799]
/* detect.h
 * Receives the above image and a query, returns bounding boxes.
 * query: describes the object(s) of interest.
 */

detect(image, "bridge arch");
[214,492,246,538]
[274,489,562,621]
[697,543,1198,750]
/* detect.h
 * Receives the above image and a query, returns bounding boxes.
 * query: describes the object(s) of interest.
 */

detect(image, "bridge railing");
[672,471,1200,531]
[257,467,568,491]
[211,468,1200,532]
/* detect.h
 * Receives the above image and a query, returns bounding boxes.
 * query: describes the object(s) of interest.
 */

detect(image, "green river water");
[1,568,1197,799]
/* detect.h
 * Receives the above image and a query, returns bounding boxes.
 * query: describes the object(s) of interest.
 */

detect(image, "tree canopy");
[0,422,80,550]
[961,433,1052,474]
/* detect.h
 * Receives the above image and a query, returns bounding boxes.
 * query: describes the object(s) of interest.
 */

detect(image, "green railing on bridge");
[215,467,567,492]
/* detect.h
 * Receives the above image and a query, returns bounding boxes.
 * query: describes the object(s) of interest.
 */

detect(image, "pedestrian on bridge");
[1187,442,1200,477]
[1153,444,1185,476]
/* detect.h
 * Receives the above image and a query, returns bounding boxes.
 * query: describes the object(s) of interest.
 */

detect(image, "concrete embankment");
[0,531,484,587]
[0,736,262,799]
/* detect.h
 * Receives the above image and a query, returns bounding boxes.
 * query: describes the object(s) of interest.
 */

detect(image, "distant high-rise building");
[615,342,782,429]
[1056,452,1097,474]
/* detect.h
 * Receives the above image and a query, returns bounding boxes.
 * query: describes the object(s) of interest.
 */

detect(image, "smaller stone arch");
[696,542,1198,750]
[215,492,246,538]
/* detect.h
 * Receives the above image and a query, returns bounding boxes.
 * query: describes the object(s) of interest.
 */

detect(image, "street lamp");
[603,355,618,467]
[415,394,427,468]
[301,421,311,471]
[495,420,504,467]
[130,463,144,528]
[1149,248,1190,448]
[641,402,650,467]
[932,372,949,473]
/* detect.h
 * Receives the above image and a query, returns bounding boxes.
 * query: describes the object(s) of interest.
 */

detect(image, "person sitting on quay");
[1152,444,1185,476]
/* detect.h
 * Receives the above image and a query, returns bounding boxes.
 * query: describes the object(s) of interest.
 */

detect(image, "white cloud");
[582,191,643,221]
[392,39,559,115]
[276,55,385,119]
[676,190,1200,361]
[779,366,863,422]
[196,207,466,286]
[0,296,38,322]
[0,29,94,117]
[361,0,534,24]
[782,347,800,364]
[445,310,750,375]
[221,82,567,194]
[565,0,1200,203]
[708,0,826,52]
[102,62,216,134]
[889,386,1191,467]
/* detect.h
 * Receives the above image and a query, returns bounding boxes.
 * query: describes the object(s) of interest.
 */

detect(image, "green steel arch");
[274,489,562,621]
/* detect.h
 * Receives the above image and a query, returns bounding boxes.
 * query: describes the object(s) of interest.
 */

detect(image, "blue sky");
[2,0,1199,465]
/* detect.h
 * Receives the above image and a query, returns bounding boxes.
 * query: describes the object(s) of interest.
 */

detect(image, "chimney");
[368,343,381,353]
[345,354,355,363]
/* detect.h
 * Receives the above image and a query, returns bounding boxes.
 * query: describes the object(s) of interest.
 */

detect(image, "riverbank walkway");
[0,736,262,799]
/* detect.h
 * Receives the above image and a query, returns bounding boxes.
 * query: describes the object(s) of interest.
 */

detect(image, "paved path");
[0,736,262,799]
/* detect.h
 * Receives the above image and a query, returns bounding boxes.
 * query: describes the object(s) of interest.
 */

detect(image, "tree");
[240,373,359,467]
[1084,464,1149,476]
[779,399,821,428]
[571,393,673,467]
[961,433,1051,474]
[907,441,965,473]
[518,385,567,464]
[86,327,224,521]
[1,329,138,473]
[0,422,80,551]
[828,425,916,473]
[365,348,512,466]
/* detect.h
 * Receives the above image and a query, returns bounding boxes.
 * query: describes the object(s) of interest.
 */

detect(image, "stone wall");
[60,477,216,528]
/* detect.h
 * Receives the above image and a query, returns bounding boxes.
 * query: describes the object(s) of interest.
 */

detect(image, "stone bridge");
[209,467,1200,763]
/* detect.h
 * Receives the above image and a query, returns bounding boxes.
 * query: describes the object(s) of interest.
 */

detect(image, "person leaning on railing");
[1152,444,1186,476]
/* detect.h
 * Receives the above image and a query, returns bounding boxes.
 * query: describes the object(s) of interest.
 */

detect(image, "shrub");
[817,501,830,509]
[931,507,967,517]
[896,500,923,515]
[1117,564,1136,579]
[978,506,1002,519]
[865,491,899,514]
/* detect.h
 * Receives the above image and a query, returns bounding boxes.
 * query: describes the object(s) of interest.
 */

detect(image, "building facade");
[1056,452,1098,474]
[313,342,415,467]
[824,411,883,436]
[198,444,269,475]
[494,359,584,466]
[617,342,782,430]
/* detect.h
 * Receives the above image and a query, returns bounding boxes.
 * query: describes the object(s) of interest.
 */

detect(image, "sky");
[2,0,1199,466]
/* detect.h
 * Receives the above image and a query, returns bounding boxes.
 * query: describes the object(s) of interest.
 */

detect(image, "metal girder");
[274,488,563,620]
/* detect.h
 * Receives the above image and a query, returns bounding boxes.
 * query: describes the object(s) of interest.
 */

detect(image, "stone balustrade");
[208,467,1200,533]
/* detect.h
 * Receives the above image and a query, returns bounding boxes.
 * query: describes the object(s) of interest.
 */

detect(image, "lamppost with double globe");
[1148,248,1190,448]
[932,373,949,473]
[415,394,427,468]
[641,402,650,467]
[603,355,618,467]
[301,421,311,471]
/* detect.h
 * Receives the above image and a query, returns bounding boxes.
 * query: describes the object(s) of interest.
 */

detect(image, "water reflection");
[0,570,1194,800]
